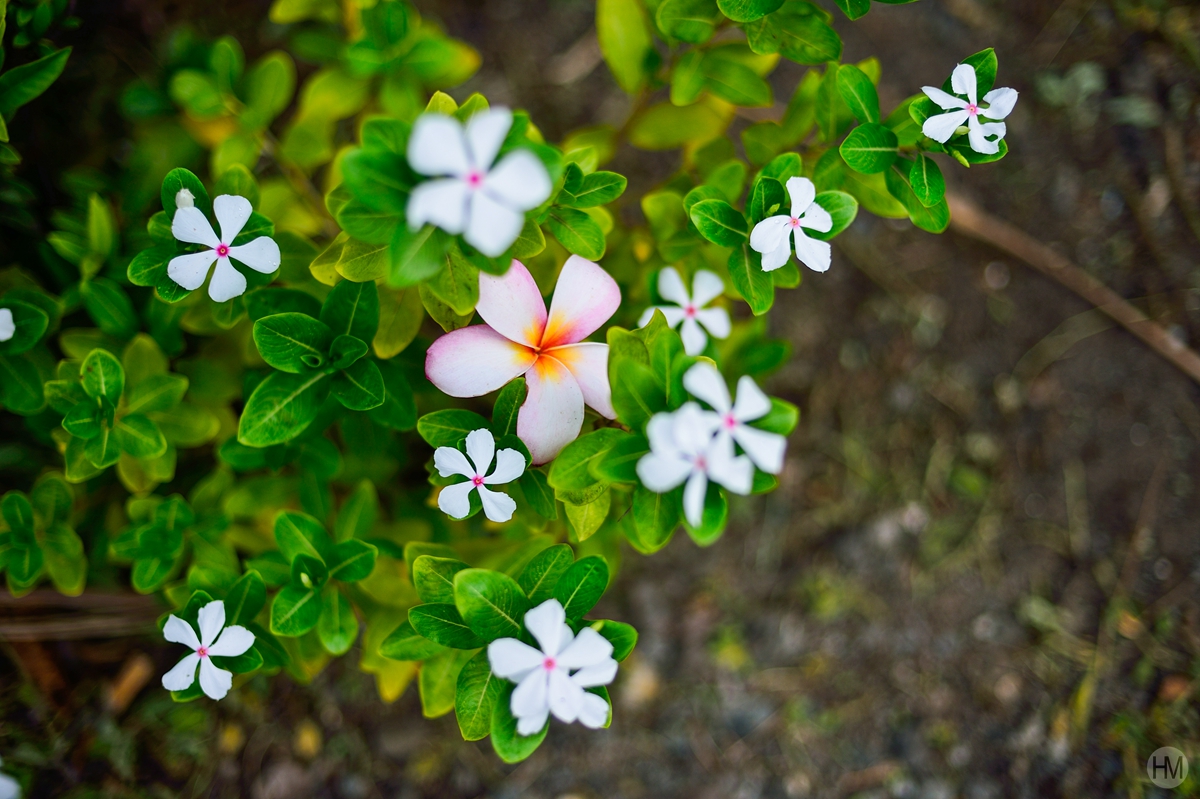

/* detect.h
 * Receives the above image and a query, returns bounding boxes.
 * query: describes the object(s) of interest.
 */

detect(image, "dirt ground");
[3,1,1200,797]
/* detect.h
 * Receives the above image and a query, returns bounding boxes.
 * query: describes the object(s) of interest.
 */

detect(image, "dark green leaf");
[491,683,547,762]
[689,199,747,247]
[225,570,267,625]
[516,544,574,605]
[270,584,322,636]
[320,279,380,341]
[380,620,447,661]
[328,539,378,582]
[317,586,358,654]
[453,568,529,642]
[548,428,626,492]
[551,555,609,621]
[589,619,638,661]
[836,63,880,123]
[0,47,71,120]
[332,358,385,411]
[455,649,503,740]
[491,377,527,437]
[409,603,486,649]
[546,207,606,260]
[839,122,899,174]
[717,0,784,22]
[237,371,331,447]
[413,555,470,604]
[253,313,333,373]
[417,409,490,447]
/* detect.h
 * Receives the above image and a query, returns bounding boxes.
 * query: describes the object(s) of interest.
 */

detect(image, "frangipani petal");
[408,113,470,177]
[197,600,226,648]
[227,237,281,274]
[207,624,255,657]
[407,178,469,234]
[465,428,496,476]
[477,486,517,522]
[488,638,543,682]
[792,230,832,274]
[922,109,970,143]
[546,343,615,419]
[542,255,620,348]
[657,267,691,306]
[485,150,553,212]
[571,659,618,688]
[683,362,732,414]
[426,325,537,397]
[516,355,585,464]
[786,176,816,218]
[437,481,476,519]
[679,317,707,356]
[434,446,475,479]
[163,614,201,650]
[161,653,200,691]
[525,598,567,657]
[213,195,252,244]
[982,87,1018,120]
[578,691,610,728]
[465,189,526,258]
[556,627,613,670]
[695,307,731,340]
[691,270,725,307]
[922,85,967,111]
[476,260,547,348]
[682,470,708,528]
[171,207,220,248]
[548,668,585,723]
[485,448,526,485]
[198,657,233,700]
[166,250,217,291]
[734,425,787,475]
[208,257,247,302]
[732,375,771,422]
[464,108,512,170]
[951,63,977,104]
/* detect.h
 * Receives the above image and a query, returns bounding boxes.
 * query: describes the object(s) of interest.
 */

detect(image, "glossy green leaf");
[455,649,504,740]
[453,568,529,642]
[551,555,609,621]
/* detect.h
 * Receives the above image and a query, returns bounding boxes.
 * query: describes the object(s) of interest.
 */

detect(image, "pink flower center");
[684,304,696,318]
[724,413,737,430]
[471,475,484,487]
[466,171,484,189]
[216,244,229,257]
[966,104,978,116]
[694,454,707,471]
[789,217,801,229]
[197,646,208,658]
[543,656,556,671]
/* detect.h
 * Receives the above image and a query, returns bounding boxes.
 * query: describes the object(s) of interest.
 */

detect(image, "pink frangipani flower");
[426,256,620,464]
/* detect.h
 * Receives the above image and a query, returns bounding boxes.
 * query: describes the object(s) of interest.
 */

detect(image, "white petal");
[484,150,552,212]
[524,598,566,656]
[639,305,686,329]
[645,412,679,455]
[511,669,550,720]
[175,188,195,209]
[171,207,220,248]
[679,317,708,356]
[208,257,247,302]
[556,627,614,670]
[516,355,586,465]
[515,706,549,736]
[197,600,226,647]
[477,486,517,523]
[464,107,513,170]
[437,481,476,520]
[475,260,548,348]
[785,176,816,217]
[213,195,252,243]
[434,446,475,479]
[922,109,970,143]
[166,250,217,291]
[464,428,496,476]
[0,772,20,799]
[199,657,233,700]
[921,85,967,111]
[734,424,787,474]
[465,189,525,258]
[671,402,722,456]
[656,267,691,306]
[0,308,13,342]
[547,668,585,723]
[163,614,201,650]
[792,230,832,274]
[695,307,731,340]
[637,452,693,493]
[799,200,833,234]
[571,658,618,688]
[683,362,732,413]
[749,215,791,258]
[731,375,771,422]
[488,637,544,680]
[682,469,708,528]
[951,63,977,104]
[407,178,469,234]
[707,435,754,495]
[577,691,610,728]
[690,270,724,308]
[541,255,621,347]
[967,116,1002,155]
[226,237,280,274]
[761,226,793,273]
[408,113,470,177]
[206,624,255,657]
[161,652,200,691]
[981,87,1018,120]
[484,448,526,485]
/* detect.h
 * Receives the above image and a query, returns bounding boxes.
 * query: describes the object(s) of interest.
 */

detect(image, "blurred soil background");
[3,0,1200,797]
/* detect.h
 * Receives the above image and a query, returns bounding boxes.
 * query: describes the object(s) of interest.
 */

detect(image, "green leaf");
[428,249,479,316]
[551,555,609,621]
[908,152,946,208]
[0,352,48,415]
[591,433,647,483]
[836,63,880,124]
[952,48,998,97]
[224,570,267,625]
[746,4,842,65]
[607,358,664,431]
[834,0,871,18]
[85,423,122,468]
[453,568,529,642]
[748,176,787,223]
[62,403,100,440]
[80,279,137,340]
[629,486,680,554]
[417,409,491,447]
[328,539,378,582]
[589,619,638,661]
[244,51,296,128]
[549,428,626,492]
[270,584,322,636]
[237,371,331,447]
[0,47,71,120]
[332,358,385,411]
[727,243,775,315]
[274,510,334,563]
[115,414,168,459]
[702,55,773,107]
[336,199,399,246]
[839,122,899,174]
[516,544,574,605]
[30,473,72,527]
[81,348,124,401]
[253,313,333,373]
[413,555,470,604]
[0,299,48,356]
[389,225,448,287]
[317,586,358,655]
[368,360,417,431]
[420,648,471,718]
[546,207,606,260]
[628,100,732,150]
[564,489,610,542]
[670,50,706,106]
[160,168,211,219]
[656,0,720,44]
[380,620,447,661]
[683,485,729,545]
[335,480,377,542]
[124,373,188,414]
[1,492,33,535]
[689,199,747,247]
[328,334,368,370]
[491,683,547,762]
[41,523,86,595]
[409,603,486,649]
[455,649,504,740]
[87,194,116,260]
[517,470,557,520]
[321,279,380,342]
[753,397,800,434]
[808,191,859,241]
[491,378,527,438]
[510,219,546,259]
[559,171,628,208]
[885,163,950,233]
[596,0,654,94]
[717,0,784,22]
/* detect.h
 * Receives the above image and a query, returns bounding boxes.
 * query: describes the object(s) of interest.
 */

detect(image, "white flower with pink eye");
[683,362,786,475]
[167,194,281,302]
[636,402,754,528]
[0,308,14,343]
[425,255,620,465]
[434,428,525,523]
[638,267,730,356]
[161,599,255,700]
[487,599,616,736]
[406,107,552,258]
[748,176,833,274]
[921,63,1018,155]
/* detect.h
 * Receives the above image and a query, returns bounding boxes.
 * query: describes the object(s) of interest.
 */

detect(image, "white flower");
[683,363,786,475]
[176,188,195,209]
[167,194,282,302]
[406,107,552,258]
[636,402,754,527]
[638,268,731,356]
[0,758,19,799]
[434,428,526,523]
[921,63,1018,155]
[487,599,616,736]
[161,599,255,700]
[748,177,833,274]
[0,308,14,342]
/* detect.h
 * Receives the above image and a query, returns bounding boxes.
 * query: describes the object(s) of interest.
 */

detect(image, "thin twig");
[946,192,1200,386]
